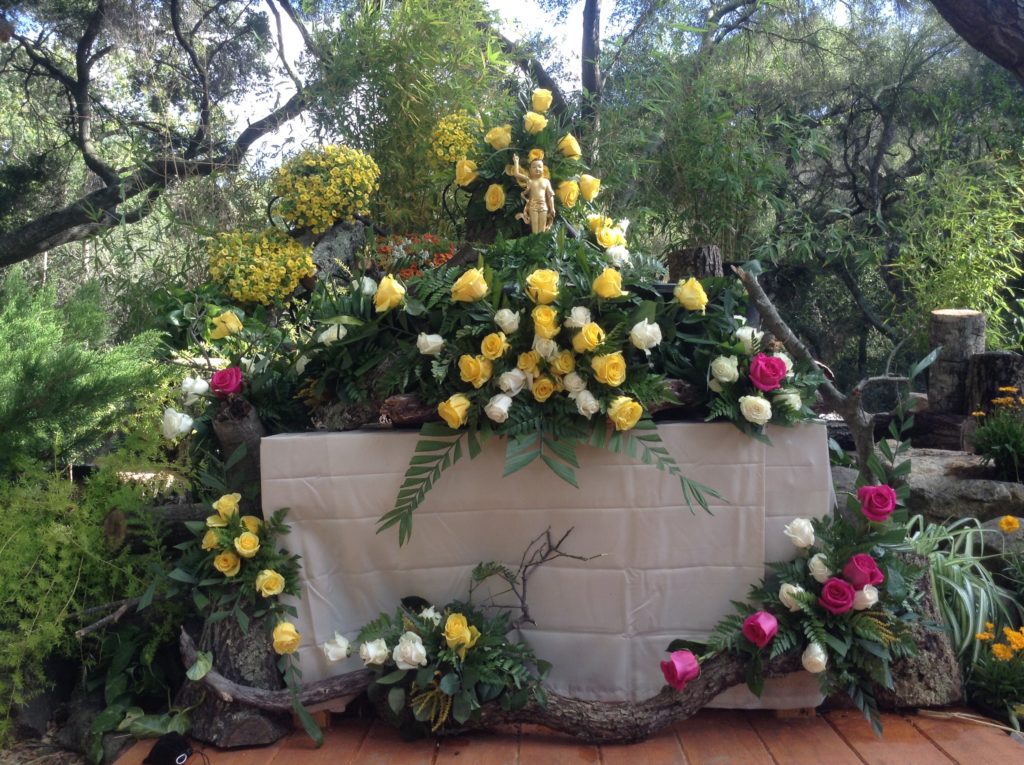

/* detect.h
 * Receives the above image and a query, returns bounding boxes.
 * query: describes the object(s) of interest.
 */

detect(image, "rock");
[979,516,1024,558]
[13,656,78,740]
[908,472,1024,523]
[311,221,367,278]
[874,555,962,709]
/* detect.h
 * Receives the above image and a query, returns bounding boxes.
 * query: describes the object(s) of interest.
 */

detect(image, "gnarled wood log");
[212,396,267,516]
[928,309,986,414]
[381,394,439,428]
[180,628,802,744]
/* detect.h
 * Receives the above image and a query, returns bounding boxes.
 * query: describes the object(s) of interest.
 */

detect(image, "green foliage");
[972,405,1024,483]
[0,268,162,473]
[967,625,1024,731]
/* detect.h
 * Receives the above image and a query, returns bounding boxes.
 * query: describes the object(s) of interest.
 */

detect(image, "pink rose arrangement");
[660,649,701,691]
[741,610,778,648]
[857,484,897,522]
[211,367,243,399]
[819,578,856,614]
[748,353,789,392]
[842,553,885,590]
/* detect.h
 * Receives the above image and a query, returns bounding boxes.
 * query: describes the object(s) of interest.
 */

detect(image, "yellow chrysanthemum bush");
[207,228,315,306]
[430,110,482,165]
[272,145,381,234]
[969,622,1024,727]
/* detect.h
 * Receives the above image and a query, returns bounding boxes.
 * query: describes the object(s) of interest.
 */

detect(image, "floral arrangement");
[663,482,921,733]
[331,598,548,736]
[271,144,381,234]
[207,228,315,306]
[970,621,1024,729]
[430,110,483,165]
[971,386,1024,482]
[373,233,456,280]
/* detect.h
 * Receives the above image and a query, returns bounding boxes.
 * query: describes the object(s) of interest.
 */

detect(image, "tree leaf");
[186,650,213,681]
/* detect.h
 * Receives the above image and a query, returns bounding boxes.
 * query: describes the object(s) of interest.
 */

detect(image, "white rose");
[318,324,347,346]
[775,352,794,374]
[161,408,193,440]
[783,517,816,548]
[416,333,444,356]
[778,583,805,613]
[617,218,630,235]
[494,308,520,334]
[420,606,442,626]
[295,355,310,375]
[392,631,428,670]
[739,395,772,426]
[708,378,723,393]
[629,319,663,353]
[359,638,389,666]
[734,325,764,354]
[562,372,587,396]
[239,356,256,375]
[533,335,559,361]
[808,553,832,583]
[710,355,739,384]
[606,245,631,267]
[801,642,828,674]
[181,376,209,405]
[775,388,802,412]
[853,584,879,611]
[575,390,600,419]
[484,393,513,423]
[564,306,592,329]
[321,632,351,662]
[498,369,527,396]
[359,276,378,296]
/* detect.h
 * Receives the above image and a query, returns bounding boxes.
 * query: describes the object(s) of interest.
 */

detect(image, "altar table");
[261,421,833,705]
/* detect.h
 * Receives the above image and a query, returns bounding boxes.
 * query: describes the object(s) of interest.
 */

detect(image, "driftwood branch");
[181,627,801,743]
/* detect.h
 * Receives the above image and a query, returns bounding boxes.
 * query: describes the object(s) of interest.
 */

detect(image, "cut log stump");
[966,350,1024,414]
[928,309,986,414]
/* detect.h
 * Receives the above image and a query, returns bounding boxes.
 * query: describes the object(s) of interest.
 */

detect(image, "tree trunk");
[212,396,267,516]
[176,618,291,748]
[966,351,1024,414]
[929,1,1024,84]
[580,0,602,135]
[664,245,724,280]
[928,309,986,414]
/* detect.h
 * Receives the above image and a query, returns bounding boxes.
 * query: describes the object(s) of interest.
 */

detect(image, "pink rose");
[819,578,856,614]
[842,553,884,590]
[748,353,788,392]
[210,367,243,399]
[857,484,897,522]
[660,650,700,691]
[741,611,778,648]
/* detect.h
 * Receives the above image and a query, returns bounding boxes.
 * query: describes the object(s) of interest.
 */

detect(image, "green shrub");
[972,396,1024,483]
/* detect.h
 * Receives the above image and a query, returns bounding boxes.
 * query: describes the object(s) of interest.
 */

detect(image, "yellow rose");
[579,174,601,202]
[484,183,506,212]
[458,354,494,388]
[528,148,545,163]
[587,213,613,233]
[518,350,540,375]
[595,226,624,249]
[532,305,560,339]
[451,267,489,302]
[674,277,708,312]
[255,569,286,597]
[532,375,556,402]
[234,531,261,559]
[201,529,220,551]
[213,551,241,577]
[551,350,576,376]
[523,111,548,134]
[273,621,301,655]
[206,514,228,529]
[210,312,243,340]
[444,613,481,660]
[241,516,262,534]
[455,158,478,186]
[592,267,628,299]
[484,124,512,150]
[556,180,580,208]
[592,351,627,386]
[438,393,471,429]
[374,274,406,312]
[608,396,644,431]
[532,88,554,112]
[557,133,582,160]
[525,269,559,304]
[572,322,606,353]
[213,492,241,519]
[481,332,510,360]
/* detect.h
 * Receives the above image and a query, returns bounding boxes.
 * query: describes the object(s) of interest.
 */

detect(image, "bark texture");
[966,351,1024,414]
[928,309,986,414]
[929,1,1024,84]
[212,396,268,516]
[664,245,724,280]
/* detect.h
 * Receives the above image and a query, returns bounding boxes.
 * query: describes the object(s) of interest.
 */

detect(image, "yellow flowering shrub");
[207,229,315,305]
[272,145,380,234]
[431,110,482,164]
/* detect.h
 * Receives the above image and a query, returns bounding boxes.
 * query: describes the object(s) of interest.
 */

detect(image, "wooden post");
[212,396,267,517]
[928,309,986,414]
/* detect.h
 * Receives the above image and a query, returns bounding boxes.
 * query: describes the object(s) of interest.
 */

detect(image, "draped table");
[261,421,833,706]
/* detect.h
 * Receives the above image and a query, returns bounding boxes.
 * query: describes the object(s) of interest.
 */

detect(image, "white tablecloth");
[261,421,832,705]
